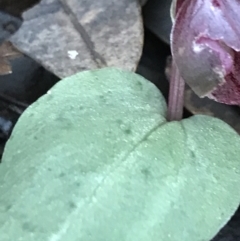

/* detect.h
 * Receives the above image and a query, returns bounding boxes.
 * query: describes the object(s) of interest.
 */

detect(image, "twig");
[0,93,28,109]
[7,105,25,115]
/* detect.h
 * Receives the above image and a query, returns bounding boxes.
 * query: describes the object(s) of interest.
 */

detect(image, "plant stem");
[167,60,185,121]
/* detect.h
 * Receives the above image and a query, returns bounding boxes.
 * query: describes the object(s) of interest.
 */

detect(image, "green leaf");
[0,68,240,241]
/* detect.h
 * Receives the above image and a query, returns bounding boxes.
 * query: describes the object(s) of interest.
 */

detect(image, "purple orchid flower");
[171,0,240,105]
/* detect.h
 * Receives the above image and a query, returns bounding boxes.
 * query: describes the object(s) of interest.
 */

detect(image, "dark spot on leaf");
[33,136,38,140]
[220,212,226,218]
[141,167,151,179]
[55,114,73,130]
[105,130,112,138]
[75,182,81,187]
[190,151,196,158]
[59,172,65,178]
[5,204,12,211]
[99,95,107,103]
[68,201,77,209]
[119,122,131,133]
[116,119,122,125]
[142,136,149,142]
[124,128,132,135]
[48,168,52,171]
[79,105,84,110]
[136,80,143,90]
[22,222,36,232]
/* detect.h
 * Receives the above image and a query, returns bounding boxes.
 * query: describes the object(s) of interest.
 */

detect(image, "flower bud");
[171,0,240,104]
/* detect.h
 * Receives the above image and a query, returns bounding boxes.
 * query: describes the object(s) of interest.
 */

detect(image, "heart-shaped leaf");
[0,68,240,241]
